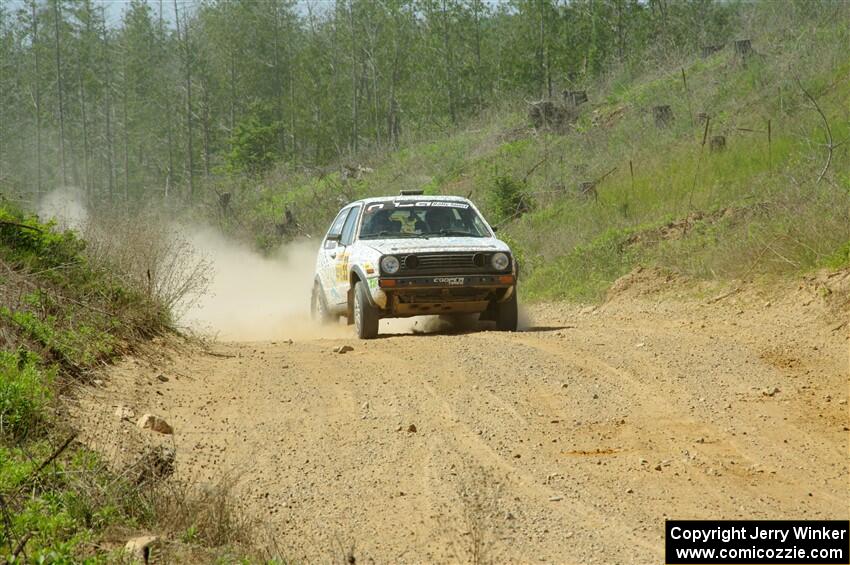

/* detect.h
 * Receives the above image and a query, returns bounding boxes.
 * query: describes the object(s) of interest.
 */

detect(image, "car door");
[319,207,352,308]
[332,204,362,305]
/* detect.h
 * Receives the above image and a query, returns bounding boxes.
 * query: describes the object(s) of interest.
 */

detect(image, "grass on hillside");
[207,2,849,303]
[0,203,264,563]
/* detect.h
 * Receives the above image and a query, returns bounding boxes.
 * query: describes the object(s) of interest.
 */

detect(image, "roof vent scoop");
[399,189,424,196]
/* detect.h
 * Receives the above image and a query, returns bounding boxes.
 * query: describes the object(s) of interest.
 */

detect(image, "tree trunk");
[52,0,67,186]
[271,3,286,157]
[201,80,211,177]
[473,0,483,110]
[349,0,359,154]
[31,0,43,197]
[101,7,114,201]
[387,10,401,148]
[440,0,456,124]
[174,0,194,199]
[538,0,551,98]
[78,69,90,198]
[229,46,236,137]
[121,52,129,202]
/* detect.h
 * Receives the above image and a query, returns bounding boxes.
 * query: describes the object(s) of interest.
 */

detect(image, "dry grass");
[81,209,212,322]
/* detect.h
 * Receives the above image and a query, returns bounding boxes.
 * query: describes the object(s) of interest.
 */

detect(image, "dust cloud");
[36,188,529,341]
[37,186,88,230]
[35,188,334,341]
[179,229,334,341]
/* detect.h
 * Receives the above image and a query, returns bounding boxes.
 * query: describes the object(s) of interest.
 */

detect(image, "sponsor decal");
[434,276,465,286]
[335,252,349,282]
[366,201,469,212]
[364,262,375,274]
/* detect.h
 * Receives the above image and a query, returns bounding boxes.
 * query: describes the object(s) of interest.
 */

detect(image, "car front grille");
[397,252,507,275]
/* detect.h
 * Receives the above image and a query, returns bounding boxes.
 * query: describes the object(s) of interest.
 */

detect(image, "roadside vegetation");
[0,204,258,562]
[209,2,848,302]
[2,1,847,303]
[0,0,847,560]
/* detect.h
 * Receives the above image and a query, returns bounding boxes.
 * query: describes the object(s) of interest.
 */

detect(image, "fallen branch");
[688,116,711,209]
[0,220,42,233]
[580,166,619,199]
[743,235,781,278]
[9,532,33,563]
[707,287,741,304]
[32,433,78,477]
[795,76,834,183]
[0,494,16,557]
[523,155,549,181]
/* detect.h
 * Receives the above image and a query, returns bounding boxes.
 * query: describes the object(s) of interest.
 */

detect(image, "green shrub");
[0,208,85,271]
[224,103,284,176]
[0,350,52,440]
[824,241,850,269]
[489,174,531,223]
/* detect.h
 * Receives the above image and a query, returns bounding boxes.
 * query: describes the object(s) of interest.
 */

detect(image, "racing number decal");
[335,252,350,282]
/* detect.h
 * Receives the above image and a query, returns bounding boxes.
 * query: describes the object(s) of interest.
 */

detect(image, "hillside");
[1,1,849,562]
[0,204,257,562]
[212,3,849,302]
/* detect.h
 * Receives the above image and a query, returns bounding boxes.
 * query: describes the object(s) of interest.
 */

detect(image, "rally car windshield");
[358,202,491,240]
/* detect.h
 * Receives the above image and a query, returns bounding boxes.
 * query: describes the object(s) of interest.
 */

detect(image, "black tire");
[354,281,379,339]
[495,289,518,331]
[311,282,333,323]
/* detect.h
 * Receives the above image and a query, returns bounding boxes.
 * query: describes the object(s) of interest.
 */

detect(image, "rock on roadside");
[115,405,135,421]
[136,414,173,435]
[124,535,158,564]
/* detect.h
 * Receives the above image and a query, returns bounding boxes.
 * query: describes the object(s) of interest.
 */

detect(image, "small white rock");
[124,535,158,564]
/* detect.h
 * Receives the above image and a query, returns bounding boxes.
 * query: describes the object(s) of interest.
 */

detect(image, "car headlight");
[381,255,400,275]
[491,252,510,271]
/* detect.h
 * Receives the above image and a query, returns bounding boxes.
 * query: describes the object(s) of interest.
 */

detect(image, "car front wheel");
[496,289,518,331]
[354,281,379,339]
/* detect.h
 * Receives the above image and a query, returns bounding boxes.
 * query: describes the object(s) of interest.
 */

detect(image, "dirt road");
[77,269,849,563]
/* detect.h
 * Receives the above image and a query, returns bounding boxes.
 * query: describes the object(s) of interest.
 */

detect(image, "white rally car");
[311,191,518,338]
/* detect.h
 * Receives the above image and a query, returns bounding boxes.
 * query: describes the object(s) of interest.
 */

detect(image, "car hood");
[360,236,510,255]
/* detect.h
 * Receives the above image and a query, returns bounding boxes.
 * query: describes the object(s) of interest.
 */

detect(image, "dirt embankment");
[74,268,850,563]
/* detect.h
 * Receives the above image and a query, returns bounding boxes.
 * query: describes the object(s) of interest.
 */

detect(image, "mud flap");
[346,287,355,325]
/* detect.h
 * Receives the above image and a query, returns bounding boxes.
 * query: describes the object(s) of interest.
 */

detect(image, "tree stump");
[701,44,724,58]
[709,135,726,153]
[528,100,577,131]
[563,90,588,107]
[528,100,555,128]
[652,105,674,128]
[218,192,231,212]
[388,99,402,146]
[734,39,752,58]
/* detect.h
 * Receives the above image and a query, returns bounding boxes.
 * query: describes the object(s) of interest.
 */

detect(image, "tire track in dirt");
[75,282,849,564]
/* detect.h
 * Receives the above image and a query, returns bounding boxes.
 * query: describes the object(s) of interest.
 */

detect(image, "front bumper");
[378,273,515,290]
[373,274,515,317]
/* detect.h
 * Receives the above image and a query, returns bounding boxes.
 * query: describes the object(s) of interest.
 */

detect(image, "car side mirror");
[324,233,341,249]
